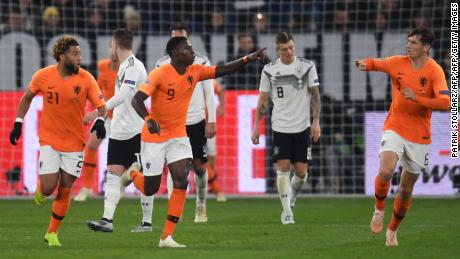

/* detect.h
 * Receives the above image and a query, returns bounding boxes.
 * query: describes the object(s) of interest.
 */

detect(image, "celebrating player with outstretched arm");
[252,32,321,225]
[355,27,450,247]
[125,36,266,248]
[9,36,106,246]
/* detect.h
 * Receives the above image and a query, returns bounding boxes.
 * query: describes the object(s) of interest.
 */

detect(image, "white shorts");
[105,118,111,136]
[379,130,429,174]
[39,145,84,177]
[141,137,193,176]
[206,136,217,156]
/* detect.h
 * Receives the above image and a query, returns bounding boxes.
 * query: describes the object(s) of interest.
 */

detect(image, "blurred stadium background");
[0,0,456,197]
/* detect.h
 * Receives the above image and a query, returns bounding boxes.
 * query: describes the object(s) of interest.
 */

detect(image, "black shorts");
[107,134,141,168]
[272,127,312,164]
[186,120,208,164]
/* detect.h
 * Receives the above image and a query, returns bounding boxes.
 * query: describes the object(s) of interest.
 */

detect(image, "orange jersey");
[29,65,105,152]
[140,64,216,142]
[97,59,118,118]
[364,55,449,144]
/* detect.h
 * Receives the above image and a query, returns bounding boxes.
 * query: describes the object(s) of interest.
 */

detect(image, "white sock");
[290,173,307,207]
[140,194,154,225]
[194,169,208,206]
[277,170,292,214]
[102,172,121,221]
[167,172,173,200]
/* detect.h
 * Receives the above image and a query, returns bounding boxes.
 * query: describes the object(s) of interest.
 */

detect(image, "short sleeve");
[28,70,43,94]
[307,64,320,88]
[196,64,216,81]
[432,66,449,98]
[121,66,140,89]
[259,67,270,93]
[87,74,105,108]
[140,70,160,96]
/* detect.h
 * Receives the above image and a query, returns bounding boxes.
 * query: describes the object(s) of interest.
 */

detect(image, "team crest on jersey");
[73,85,81,95]
[419,77,427,88]
[187,75,193,86]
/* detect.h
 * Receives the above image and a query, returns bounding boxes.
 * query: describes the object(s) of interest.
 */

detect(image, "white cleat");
[385,228,399,247]
[131,223,152,233]
[370,209,384,234]
[281,211,295,225]
[194,204,208,223]
[74,187,92,202]
[86,219,113,232]
[216,192,227,202]
[121,162,141,187]
[159,235,186,248]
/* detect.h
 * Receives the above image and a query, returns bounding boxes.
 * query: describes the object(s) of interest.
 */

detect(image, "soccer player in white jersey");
[85,28,148,232]
[252,32,321,224]
[130,23,216,228]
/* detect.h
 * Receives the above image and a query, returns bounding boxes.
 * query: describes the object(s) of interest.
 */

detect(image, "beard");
[63,60,79,75]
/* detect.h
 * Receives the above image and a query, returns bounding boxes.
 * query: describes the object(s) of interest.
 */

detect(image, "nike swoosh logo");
[398,72,405,75]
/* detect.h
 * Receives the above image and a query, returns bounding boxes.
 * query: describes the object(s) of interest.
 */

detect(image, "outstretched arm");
[251,92,269,145]
[215,48,267,78]
[308,86,321,143]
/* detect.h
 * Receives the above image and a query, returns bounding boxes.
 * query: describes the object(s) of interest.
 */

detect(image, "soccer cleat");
[159,235,186,248]
[194,204,208,223]
[281,211,295,225]
[131,223,153,233]
[34,190,47,205]
[216,192,227,202]
[121,162,141,187]
[74,187,92,202]
[86,219,113,232]
[44,232,61,247]
[370,208,384,234]
[385,228,399,247]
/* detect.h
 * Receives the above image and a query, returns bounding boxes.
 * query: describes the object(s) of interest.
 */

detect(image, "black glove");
[91,118,106,139]
[10,121,22,145]
[147,118,160,134]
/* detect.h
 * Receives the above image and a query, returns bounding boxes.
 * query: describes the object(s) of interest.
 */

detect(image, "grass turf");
[0,197,459,259]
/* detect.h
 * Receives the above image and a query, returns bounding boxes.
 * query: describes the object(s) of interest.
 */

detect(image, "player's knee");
[144,177,161,196]
[173,176,189,190]
[378,166,394,180]
[194,166,206,177]
[40,185,55,196]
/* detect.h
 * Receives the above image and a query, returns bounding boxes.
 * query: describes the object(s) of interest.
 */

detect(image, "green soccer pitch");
[0,197,458,259]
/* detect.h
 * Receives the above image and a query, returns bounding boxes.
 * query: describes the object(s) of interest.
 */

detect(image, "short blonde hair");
[42,6,60,21]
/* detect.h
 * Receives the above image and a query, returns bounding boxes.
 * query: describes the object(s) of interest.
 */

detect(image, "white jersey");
[259,57,320,133]
[155,52,216,125]
[110,55,147,140]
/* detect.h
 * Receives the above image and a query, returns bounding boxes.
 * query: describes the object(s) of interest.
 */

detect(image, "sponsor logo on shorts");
[381,140,386,147]
[273,146,279,155]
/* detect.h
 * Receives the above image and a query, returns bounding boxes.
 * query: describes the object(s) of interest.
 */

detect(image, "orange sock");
[161,188,186,240]
[131,171,145,195]
[388,194,412,231]
[47,186,71,233]
[374,175,390,210]
[207,164,221,193]
[82,148,98,189]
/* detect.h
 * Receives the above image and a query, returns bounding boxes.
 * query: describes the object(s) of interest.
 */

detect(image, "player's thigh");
[379,131,404,175]
[292,127,313,165]
[58,169,78,188]
[165,137,193,166]
[38,146,61,193]
[399,141,429,175]
[60,149,84,178]
[107,135,140,174]
[206,136,217,157]
[186,120,208,164]
[141,141,166,177]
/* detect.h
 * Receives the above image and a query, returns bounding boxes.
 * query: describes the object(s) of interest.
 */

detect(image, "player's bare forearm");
[16,89,36,118]
[254,92,269,127]
[215,48,267,78]
[131,91,149,119]
[309,86,321,122]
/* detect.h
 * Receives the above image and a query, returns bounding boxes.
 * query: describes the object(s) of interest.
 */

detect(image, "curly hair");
[52,35,79,62]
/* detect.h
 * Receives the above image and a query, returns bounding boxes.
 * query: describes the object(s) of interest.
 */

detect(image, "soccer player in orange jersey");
[9,36,106,246]
[355,27,450,246]
[125,36,266,247]
[74,53,119,202]
[206,79,226,202]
